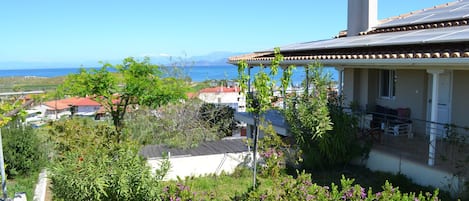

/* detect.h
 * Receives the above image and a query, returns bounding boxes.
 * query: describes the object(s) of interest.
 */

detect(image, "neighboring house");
[60,97,101,116]
[229,0,469,195]
[141,139,251,180]
[43,100,71,120]
[198,86,246,112]
[41,97,102,120]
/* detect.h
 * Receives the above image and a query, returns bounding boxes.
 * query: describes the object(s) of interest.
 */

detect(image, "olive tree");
[60,57,188,139]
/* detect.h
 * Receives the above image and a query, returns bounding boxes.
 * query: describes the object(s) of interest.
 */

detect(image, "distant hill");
[0,51,247,69]
[149,51,246,66]
[190,51,246,66]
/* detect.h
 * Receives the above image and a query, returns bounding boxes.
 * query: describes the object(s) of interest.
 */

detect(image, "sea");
[0,65,338,83]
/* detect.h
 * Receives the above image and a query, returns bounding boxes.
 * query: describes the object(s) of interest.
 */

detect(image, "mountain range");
[0,51,246,69]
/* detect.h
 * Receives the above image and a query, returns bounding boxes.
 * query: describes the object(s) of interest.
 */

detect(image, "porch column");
[427,69,444,166]
[335,67,344,96]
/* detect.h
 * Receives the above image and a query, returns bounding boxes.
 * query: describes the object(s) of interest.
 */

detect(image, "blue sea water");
[0,65,338,83]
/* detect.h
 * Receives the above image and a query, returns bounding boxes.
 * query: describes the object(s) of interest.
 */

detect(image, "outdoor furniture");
[373,105,413,138]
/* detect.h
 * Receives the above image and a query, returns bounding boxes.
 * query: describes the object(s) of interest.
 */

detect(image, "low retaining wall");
[362,149,463,196]
[147,152,251,180]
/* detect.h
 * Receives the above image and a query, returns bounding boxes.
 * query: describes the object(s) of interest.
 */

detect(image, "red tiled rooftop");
[199,87,239,93]
[44,101,70,110]
[61,97,101,106]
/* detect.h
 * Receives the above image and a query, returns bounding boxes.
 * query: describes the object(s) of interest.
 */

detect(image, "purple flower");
[360,187,366,198]
[375,192,382,198]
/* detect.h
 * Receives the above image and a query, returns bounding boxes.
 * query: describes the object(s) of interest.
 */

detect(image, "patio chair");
[384,107,413,138]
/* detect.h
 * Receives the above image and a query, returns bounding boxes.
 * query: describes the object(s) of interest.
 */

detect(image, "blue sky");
[0,0,452,68]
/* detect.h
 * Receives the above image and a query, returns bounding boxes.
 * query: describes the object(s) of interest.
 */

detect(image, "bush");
[1,121,45,178]
[233,171,440,201]
[125,101,220,149]
[48,118,170,201]
[199,103,237,137]
[51,141,169,201]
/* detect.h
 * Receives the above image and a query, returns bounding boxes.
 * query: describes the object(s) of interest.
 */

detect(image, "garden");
[0,55,457,200]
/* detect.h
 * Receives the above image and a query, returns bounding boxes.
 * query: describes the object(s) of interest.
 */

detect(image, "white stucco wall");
[147,152,251,180]
[363,149,462,196]
[198,92,246,112]
[77,106,100,114]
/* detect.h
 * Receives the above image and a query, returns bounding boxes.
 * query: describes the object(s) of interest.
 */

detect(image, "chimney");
[347,0,377,36]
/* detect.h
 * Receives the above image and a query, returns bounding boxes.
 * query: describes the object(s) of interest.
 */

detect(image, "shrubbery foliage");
[232,171,440,201]
[199,103,237,137]
[48,118,169,201]
[1,122,44,178]
[124,101,221,149]
[51,141,167,201]
[285,64,366,169]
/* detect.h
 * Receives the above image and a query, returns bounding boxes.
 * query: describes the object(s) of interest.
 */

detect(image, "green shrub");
[48,118,170,201]
[233,171,440,201]
[199,103,237,137]
[125,101,220,149]
[51,141,169,201]
[1,122,45,178]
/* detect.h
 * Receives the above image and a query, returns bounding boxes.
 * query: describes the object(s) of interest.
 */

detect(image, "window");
[379,70,396,98]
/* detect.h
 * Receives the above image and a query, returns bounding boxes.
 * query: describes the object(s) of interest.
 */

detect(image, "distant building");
[38,97,102,120]
[198,86,246,112]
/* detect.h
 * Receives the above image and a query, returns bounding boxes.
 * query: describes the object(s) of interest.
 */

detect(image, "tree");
[237,47,290,188]
[199,103,237,137]
[124,101,220,149]
[60,57,188,139]
[0,101,27,199]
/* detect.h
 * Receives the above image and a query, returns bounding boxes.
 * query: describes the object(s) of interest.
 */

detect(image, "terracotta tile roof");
[228,52,273,63]
[199,86,240,93]
[44,97,101,111]
[186,92,198,99]
[61,97,101,106]
[44,101,70,110]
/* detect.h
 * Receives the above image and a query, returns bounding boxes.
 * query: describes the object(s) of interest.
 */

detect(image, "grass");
[6,170,41,201]
[0,76,65,94]
[165,165,453,201]
[166,169,254,200]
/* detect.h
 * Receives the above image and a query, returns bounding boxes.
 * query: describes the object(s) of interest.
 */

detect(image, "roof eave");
[239,58,469,69]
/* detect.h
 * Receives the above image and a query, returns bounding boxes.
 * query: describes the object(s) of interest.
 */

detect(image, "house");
[60,97,101,117]
[229,0,469,195]
[198,86,246,112]
[141,138,251,180]
[43,100,72,120]
[40,97,102,120]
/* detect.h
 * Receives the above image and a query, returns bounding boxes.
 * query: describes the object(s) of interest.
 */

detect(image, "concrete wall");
[147,152,251,180]
[343,68,355,105]
[364,149,463,196]
[372,70,427,134]
[375,70,427,119]
[451,70,469,129]
[198,92,246,112]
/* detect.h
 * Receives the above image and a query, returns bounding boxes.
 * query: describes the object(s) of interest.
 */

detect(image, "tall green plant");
[60,57,188,137]
[48,118,170,201]
[237,47,289,189]
[1,122,44,178]
[285,63,332,143]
